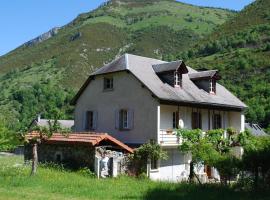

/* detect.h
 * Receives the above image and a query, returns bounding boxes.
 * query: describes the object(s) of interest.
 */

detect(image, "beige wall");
[228,111,245,132]
[74,71,159,144]
[160,105,243,131]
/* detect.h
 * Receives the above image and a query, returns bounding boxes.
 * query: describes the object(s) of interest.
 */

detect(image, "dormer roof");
[189,70,221,80]
[152,60,188,74]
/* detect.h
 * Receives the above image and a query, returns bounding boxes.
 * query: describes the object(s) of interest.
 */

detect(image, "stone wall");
[24,143,96,170]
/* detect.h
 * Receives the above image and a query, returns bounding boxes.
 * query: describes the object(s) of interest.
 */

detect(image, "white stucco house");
[71,53,247,182]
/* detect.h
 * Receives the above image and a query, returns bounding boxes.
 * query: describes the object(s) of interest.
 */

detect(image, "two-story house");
[71,54,247,181]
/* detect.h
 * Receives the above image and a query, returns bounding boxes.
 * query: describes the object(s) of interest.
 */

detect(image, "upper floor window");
[213,114,222,129]
[192,111,202,129]
[104,77,113,91]
[173,111,179,129]
[209,79,216,94]
[174,71,182,87]
[85,111,97,130]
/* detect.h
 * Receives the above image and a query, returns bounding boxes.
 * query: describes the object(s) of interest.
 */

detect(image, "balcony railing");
[159,129,181,146]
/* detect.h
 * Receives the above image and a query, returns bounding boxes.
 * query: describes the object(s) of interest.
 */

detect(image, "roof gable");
[189,70,221,80]
[152,60,188,74]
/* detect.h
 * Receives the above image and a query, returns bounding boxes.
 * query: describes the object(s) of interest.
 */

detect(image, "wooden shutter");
[115,110,120,129]
[84,111,88,130]
[176,111,179,128]
[128,109,134,129]
[93,111,98,130]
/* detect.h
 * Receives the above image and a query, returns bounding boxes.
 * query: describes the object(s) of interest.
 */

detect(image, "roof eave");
[159,98,247,111]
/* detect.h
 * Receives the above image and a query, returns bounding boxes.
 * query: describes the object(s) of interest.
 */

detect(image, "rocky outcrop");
[22,27,60,47]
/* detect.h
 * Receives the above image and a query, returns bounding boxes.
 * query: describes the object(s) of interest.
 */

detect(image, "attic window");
[174,71,182,87]
[104,77,113,91]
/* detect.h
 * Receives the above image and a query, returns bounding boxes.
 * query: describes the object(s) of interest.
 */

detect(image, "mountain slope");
[178,0,270,130]
[0,0,234,129]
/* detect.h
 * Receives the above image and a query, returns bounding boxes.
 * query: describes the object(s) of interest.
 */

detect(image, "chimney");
[37,114,41,122]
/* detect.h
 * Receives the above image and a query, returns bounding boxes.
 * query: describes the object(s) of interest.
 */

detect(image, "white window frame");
[174,71,181,87]
[119,109,129,130]
[209,79,216,94]
[122,109,128,129]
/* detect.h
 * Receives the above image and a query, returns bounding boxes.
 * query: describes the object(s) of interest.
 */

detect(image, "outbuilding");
[24,132,133,178]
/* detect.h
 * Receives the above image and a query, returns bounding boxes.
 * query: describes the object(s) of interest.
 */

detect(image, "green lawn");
[0,155,269,200]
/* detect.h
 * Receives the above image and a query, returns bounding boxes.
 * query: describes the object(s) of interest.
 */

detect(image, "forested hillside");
[0,0,234,130]
[173,0,270,131]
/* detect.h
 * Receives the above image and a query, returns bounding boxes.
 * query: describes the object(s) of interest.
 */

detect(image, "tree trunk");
[254,167,259,190]
[31,143,38,176]
[189,161,195,182]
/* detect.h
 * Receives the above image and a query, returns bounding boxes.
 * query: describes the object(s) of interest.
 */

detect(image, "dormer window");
[189,70,221,95]
[152,60,188,88]
[174,71,182,88]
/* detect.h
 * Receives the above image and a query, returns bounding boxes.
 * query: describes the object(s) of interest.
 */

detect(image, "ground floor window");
[213,114,222,129]
[192,111,202,129]
[173,111,179,129]
[151,157,158,170]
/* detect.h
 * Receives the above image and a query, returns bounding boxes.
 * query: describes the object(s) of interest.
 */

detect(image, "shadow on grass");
[142,184,270,200]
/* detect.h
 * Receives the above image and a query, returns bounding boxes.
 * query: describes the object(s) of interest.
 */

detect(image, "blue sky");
[0,0,254,56]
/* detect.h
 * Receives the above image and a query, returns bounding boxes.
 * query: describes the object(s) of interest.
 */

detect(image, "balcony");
[159,129,181,146]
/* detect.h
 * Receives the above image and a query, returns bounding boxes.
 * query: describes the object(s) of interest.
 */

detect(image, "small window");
[173,112,179,129]
[120,109,128,130]
[104,77,113,90]
[55,153,62,162]
[213,114,222,129]
[151,157,158,170]
[174,71,182,87]
[209,79,216,94]
[192,112,202,129]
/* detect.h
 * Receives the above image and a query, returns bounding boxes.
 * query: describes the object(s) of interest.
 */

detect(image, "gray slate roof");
[75,54,247,110]
[36,119,74,129]
[245,123,267,136]
[189,70,218,80]
[29,115,74,130]
[152,60,183,73]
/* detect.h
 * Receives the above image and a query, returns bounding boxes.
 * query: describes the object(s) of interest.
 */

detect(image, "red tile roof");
[26,132,134,153]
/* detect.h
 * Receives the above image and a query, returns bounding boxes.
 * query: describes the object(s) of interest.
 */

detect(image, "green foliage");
[77,167,96,178]
[241,136,270,189]
[177,128,251,184]
[129,140,167,175]
[0,118,19,151]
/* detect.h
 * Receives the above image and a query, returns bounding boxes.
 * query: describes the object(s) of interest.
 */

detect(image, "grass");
[0,155,269,200]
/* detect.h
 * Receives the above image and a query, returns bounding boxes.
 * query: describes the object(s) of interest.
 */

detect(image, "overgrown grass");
[0,155,269,200]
